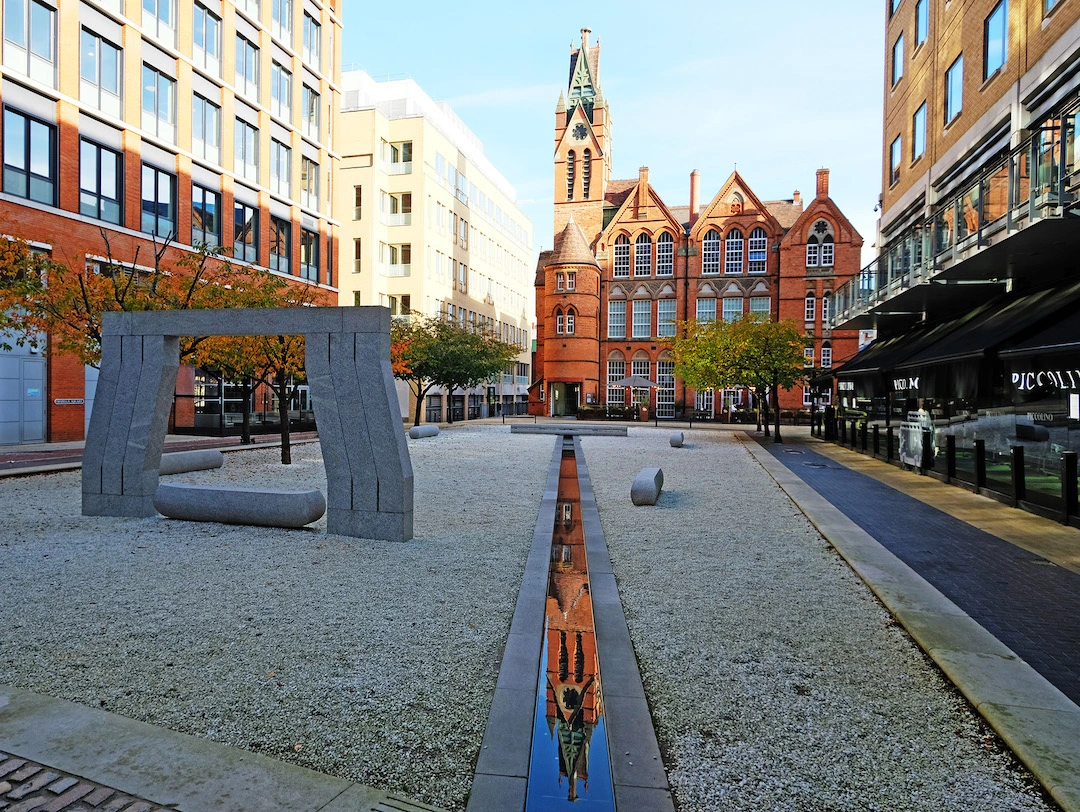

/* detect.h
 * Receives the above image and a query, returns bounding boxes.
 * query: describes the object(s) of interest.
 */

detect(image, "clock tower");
[554,28,611,246]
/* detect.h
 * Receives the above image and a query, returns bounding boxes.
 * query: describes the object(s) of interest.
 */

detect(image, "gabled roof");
[781,191,863,247]
[764,200,804,230]
[555,104,604,158]
[534,249,554,287]
[599,178,684,244]
[548,219,599,267]
[604,179,637,209]
[691,171,783,240]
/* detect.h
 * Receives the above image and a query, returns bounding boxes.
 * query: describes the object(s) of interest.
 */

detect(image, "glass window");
[142,0,175,45]
[271,0,292,42]
[140,164,176,239]
[696,298,715,323]
[80,29,121,118]
[1046,0,1061,14]
[141,64,176,143]
[271,61,291,121]
[806,236,819,267]
[191,184,220,248]
[234,119,258,182]
[192,4,220,75]
[984,0,1007,80]
[657,299,676,337]
[915,0,928,45]
[890,135,902,185]
[79,139,121,224]
[235,35,259,100]
[233,201,258,263]
[353,185,362,219]
[722,298,742,322]
[567,271,576,290]
[301,157,318,210]
[192,94,221,165]
[613,234,630,277]
[269,215,290,273]
[270,139,290,197]
[607,359,626,405]
[748,227,768,274]
[945,54,963,124]
[4,0,57,86]
[725,229,744,274]
[821,345,833,368]
[821,237,835,267]
[656,232,674,276]
[892,33,904,86]
[804,293,816,323]
[634,233,652,276]
[821,293,831,324]
[234,0,259,19]
[632,299,651,338]
[302,13,321,70]
[750,296,770,316]
[3,108,56,205]
[300,228,318,281]
[302,85,320,141]
[913,102,927,160]
[565,310,575,334]
[608,300,626,338]
[702,230,720,274]
[804,347,815,368]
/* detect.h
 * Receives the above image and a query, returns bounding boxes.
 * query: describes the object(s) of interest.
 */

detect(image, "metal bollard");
[974,439,987,491]
[946,435,956,482]
[921,429,934,472]
[1062,452,1078,523]
[1011,445,1026,506]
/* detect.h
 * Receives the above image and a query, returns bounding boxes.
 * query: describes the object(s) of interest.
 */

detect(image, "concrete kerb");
[739,434,1080,812]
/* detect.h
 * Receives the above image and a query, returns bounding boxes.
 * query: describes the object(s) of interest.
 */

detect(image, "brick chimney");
[689,170,700,228]
[816,169,830,199]
[581,28,590,51]
[792,189,802,206]
[637,166,649,214]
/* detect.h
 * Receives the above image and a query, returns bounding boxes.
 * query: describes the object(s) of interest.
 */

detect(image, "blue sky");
[341,1,887,264]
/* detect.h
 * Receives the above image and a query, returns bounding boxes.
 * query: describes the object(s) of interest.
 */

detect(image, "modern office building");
[337,70,534,422]
[531,29,863,418]
[0,0,341,443]
[832,0,1080,461]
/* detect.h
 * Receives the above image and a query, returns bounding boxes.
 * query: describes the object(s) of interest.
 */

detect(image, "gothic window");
[806,236,820,267]
[556,308,565,334]
[635,233,652,276]
[702,230,720,274]
[582,148,591,198]
[748,227,767,274]
[566,150,575,199]
[656,232,673,276]
[565,308,575,334]
[821,292,831,324]
[804,292,816,323]
[613,234,630,278]
[821,236,835,267]
[725,229,744,274]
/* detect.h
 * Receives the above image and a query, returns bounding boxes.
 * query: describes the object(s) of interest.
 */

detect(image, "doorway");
[550,383,581,417]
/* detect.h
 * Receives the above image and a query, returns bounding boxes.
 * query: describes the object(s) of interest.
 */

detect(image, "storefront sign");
[838,380,855,391]
[54,398,85,405]
[1012,370,1080,392]
[26,388,40,398]
[892,376,919,392]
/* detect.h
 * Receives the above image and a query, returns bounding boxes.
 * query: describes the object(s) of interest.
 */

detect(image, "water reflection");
[525,450,615,810]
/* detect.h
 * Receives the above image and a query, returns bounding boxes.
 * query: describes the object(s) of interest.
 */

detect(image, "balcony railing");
[388,161,412,175]
[832,97,1080,328]
[385,263,411,277]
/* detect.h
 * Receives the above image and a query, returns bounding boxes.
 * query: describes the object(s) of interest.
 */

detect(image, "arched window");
[635,233,653,276]
[656,232,674,276]
[565,308,576,334]
[821,235,835,267]
[806,236,820,267]
[555,308,565,334]
[725,229,744,274]
[821,292,831,324]
[607,351,626,406]
[821,341,833,369]
[566,150,575,200]
[748,227,768,274]
[804,292,816,323]
[613,234,630,277]
[583,149,592,198]
[702,230,721,274]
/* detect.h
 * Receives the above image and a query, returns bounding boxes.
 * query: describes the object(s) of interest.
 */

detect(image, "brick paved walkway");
[763,440,1080,706]
[0,752,166,812]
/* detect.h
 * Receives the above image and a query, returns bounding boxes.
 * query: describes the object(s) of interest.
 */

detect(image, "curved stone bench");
[670,432,684,448]
[154,483,326,528]
[159,449,225,476]
[408,425,440,439]
[631,467,664,506]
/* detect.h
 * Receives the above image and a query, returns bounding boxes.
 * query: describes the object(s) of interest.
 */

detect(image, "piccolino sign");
[1012,370,1080,391]
[893,376,919,392]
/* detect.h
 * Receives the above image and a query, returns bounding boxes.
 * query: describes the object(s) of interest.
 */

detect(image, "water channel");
[524,442,616,810]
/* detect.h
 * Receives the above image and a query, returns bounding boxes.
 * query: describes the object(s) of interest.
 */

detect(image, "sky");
[340,1,887,265]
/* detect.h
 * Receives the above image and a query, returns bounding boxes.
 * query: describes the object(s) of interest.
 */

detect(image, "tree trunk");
[760,385,770,438]
[412,383,424,428]
[277,378,292,464]
[773,373,783,444]
[446,390,455,424]
[240,378,252,445]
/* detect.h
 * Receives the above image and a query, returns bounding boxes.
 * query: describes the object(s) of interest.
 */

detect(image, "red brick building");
[530,29,863,418]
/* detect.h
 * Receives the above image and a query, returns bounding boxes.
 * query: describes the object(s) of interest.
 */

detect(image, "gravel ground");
[581,427,1056,812]
[0,426,553,811]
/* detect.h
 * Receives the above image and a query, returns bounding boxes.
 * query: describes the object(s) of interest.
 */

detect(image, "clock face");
[572,124,587,141]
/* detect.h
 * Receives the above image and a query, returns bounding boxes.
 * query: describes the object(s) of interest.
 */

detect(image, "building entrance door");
[550,383,581,416]
[0,356,45,443]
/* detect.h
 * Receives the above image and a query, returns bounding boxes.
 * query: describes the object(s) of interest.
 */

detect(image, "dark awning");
[834,319,965,377]
[1000,306,1080,358]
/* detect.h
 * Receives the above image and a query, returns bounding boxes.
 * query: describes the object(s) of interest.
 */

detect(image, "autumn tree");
[391,316,520,426]
[670,313,810,443]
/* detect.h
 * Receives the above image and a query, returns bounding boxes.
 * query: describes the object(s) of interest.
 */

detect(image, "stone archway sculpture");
[81,307,413,542]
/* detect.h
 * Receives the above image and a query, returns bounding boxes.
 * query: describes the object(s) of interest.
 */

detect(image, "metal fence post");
[1062,451,1078,523]
[872,425,880,457]
[860,421,868,453]
[921,429,934,472]
[974,439,986,491]
[886,426,894,462]
[1011,445,1026,506]
[946,434,956,482]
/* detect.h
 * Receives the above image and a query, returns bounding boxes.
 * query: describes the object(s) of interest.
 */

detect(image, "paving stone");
[79,787,113,807]
[6,765,44,785]
[43,778,77,795]
[39,783,93,811]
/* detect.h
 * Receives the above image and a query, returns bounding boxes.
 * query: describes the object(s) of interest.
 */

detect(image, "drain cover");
[803,462,829,468]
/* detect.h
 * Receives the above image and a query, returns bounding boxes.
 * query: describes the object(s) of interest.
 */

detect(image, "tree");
[391,316,520,426]
[670,313,810,443]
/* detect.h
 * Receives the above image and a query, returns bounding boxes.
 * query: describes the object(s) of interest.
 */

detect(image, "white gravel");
[582,427,1056,812]
[0,426,553,811]
[0,425,1060,811]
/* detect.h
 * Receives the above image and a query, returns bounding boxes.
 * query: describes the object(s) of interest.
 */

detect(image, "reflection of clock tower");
[554,28,611,246]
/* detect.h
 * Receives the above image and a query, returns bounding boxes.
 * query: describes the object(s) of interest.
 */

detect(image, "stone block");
[341,306,390,334]
[83,492,157,518]
[325,508,412,543]
[408,425,439,439]
[669,431,684,448]
[159,449,225,476]
[304,333,353,512]
[631,467,664,506]
[154,484,326,529]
